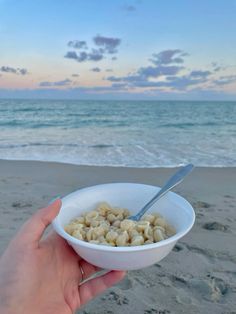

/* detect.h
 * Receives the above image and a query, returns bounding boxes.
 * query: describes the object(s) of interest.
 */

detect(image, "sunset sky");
[0,0,236,99]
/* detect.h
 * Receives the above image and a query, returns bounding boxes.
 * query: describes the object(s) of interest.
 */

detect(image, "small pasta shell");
[116,231,129,246]
[116,213,124,220]
[97,235,106,243]
[130,235,144,246]
[106,230,119,243]
[71,216,85,224]
[120,219,135,231]
[154,217,166,228]
[136,220,150,232]
[90,219,100,227]
[153,226,165,233]
[64,224,76,235]
[107,213,116,223]
[99,221,110,232]
[89,240,100,244]
[92,226,105,239]
[144,226,153,240]
[141,214,155,224]
[98,202,112,211]
[112,220,121,228]
[145,239,154,245]
[110,208,123,216]
[86,228,93,241]
[72,229,83,240]
[86,210,98,219]
[165,224,176,237]
[129,229,140,239]
[153,229,165,242]
[123,208,130,218]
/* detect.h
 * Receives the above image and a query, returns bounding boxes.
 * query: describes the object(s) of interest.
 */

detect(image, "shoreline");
[1,158,235,169]
[0,159,235,313]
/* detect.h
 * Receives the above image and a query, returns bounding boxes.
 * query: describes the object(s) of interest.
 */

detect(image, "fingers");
[79,270,126,306]
[79,260,101,282]
[17,199,61,248]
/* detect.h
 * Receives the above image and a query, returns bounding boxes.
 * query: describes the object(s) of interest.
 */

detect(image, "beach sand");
[0,160,235,313]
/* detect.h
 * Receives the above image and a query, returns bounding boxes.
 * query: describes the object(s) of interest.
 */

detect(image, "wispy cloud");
[91,67,101,72]
[93,35,121,54]
[0,66,28,75]
[39,79,72,87]
[150,50,188,65]
[68,40,87,49]
[212,75,236,86]
[122,5,136,12]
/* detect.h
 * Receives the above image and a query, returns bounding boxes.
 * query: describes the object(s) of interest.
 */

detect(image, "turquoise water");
[0,99,235,167]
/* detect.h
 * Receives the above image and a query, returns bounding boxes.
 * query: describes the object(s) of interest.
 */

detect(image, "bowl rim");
[52,182,195,252]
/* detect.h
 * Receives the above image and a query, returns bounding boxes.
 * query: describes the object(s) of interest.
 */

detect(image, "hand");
[0,199,126,314]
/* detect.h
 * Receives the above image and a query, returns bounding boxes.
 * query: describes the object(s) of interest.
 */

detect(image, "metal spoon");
[129,164,194,221]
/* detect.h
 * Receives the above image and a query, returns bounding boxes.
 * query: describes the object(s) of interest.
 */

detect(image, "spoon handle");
[130,164,194,221]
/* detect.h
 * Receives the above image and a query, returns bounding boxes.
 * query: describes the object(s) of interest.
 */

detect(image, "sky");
[0,0,236,100]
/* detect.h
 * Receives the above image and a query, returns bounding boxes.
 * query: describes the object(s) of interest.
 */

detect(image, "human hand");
[0,199,126,314]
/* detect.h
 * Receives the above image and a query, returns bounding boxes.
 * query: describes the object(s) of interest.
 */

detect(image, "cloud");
[93,35,121,54]
[213,75,236,86]
[88,49,104,61]
[39,79,72,87]
[71,73,79,77]
[106,69,113,72]
[64,51,79,60]
[138,65,184,78]
[150,50,188,65]
[1,66,17,74]
[189,70,212,78]
[105,50,221,91]
[64,50,104,62]
[211,62,223,72]
[68,40,87,49]
[18,68,28,75]
[106,49,188,86]
[91,67,101,72]
[65,34,121,64]
[0,66,28,75]
[122,5,136,12]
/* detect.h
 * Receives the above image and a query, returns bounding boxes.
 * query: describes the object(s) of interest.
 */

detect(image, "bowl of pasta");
[52,183,195,270]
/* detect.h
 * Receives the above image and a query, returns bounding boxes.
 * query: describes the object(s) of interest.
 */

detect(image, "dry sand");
[0,160,235,314]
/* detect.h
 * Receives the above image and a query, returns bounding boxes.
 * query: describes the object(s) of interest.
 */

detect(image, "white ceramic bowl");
[52,183,195,270]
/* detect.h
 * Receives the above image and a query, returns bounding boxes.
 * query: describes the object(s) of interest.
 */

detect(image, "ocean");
[0,99,235,167]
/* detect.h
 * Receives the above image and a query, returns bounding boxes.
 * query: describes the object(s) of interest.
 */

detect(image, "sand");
[0,160,235,314]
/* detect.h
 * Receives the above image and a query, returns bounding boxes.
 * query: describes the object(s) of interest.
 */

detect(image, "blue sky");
[0,0,236,99]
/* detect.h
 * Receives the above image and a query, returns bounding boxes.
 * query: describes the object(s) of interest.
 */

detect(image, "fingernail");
[48,196,61,205]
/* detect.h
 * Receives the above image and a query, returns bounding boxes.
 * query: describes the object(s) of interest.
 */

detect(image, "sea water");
[0,99,235,167]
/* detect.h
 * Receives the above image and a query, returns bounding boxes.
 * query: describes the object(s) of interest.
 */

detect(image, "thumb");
[17,198,61,248]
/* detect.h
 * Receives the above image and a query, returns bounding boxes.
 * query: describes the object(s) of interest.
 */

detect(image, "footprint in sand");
[12,217,24,221]
[202,222,229,232]
[193,201,211,209]
[173,243,185,252]
[144,309,171,314]
[12,202,32,209]
[102,291,129,305]
[189,275,229,302]
[2,210,10,214]
[224,195,234,199]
